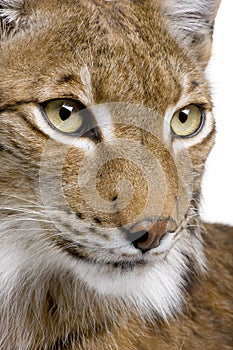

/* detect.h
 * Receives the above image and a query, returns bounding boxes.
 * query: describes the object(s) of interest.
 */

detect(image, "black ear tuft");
[0,0,27,37]
[162,0,222,66]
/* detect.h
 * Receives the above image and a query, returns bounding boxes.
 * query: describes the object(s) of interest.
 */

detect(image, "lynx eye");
[170,104,204,137]
[42,99,87,134]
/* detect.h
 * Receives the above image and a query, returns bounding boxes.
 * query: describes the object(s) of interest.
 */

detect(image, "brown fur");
[0,1,232,349]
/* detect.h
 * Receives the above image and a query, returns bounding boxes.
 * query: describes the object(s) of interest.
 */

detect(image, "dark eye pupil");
[179,111,188,124]
[59,106,72,121]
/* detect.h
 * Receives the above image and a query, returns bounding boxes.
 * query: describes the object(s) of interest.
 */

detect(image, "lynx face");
[0,0,219,323]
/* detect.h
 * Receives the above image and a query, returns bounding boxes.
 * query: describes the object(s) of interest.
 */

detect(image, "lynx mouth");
[53,235,149,270]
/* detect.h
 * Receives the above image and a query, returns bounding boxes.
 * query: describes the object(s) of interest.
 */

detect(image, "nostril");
[132,231,150,252]
[133,231,149,244]
[132,230,164,252]
[128,217,177,252]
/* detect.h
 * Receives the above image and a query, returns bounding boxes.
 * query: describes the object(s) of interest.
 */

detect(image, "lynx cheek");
[0,0,231,349]
[39,102,193,257]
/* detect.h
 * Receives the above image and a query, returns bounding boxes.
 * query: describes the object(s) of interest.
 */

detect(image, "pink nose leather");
[129,217,177,252]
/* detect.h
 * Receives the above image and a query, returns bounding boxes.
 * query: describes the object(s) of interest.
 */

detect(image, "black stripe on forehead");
[57,74,77,85]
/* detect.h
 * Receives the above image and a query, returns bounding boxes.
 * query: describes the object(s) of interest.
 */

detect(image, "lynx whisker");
[0,1,231,349]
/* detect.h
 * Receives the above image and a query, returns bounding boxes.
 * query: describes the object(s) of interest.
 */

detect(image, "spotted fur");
[0,1,232,349]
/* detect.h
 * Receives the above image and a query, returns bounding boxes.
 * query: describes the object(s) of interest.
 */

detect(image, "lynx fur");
[0,0,232,349]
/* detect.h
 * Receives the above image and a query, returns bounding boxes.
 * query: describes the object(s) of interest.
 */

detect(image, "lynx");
[0,0,232,349]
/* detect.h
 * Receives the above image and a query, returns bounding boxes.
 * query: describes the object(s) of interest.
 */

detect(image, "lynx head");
[0,0,220,322]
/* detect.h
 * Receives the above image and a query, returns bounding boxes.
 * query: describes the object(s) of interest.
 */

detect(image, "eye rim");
[40,98,95,136]
[170,104,205,138]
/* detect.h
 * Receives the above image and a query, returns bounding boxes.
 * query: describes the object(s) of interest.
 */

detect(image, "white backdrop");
[201,0,233,225]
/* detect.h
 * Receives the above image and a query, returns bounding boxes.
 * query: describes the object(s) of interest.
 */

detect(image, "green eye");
[43,99,86,134]
[170,104,204,137]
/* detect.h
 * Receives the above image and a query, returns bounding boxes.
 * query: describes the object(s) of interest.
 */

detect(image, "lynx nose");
[128,217,177,253]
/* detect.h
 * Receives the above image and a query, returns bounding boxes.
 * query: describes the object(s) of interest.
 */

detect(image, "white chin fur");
[73,257,184,321]
[0,218,206,324]
[66,230,206,321]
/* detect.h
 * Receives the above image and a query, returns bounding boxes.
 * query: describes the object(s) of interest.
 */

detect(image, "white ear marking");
[0,0,25,21]
[162,0,221,65]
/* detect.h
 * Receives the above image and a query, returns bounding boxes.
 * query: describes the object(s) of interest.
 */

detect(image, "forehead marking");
[79,65,94,106]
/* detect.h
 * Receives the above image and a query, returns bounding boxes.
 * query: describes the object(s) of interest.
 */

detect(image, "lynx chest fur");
[0,0,232,349]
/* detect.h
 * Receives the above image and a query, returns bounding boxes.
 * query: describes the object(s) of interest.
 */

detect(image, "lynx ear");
[162,0,221,67]
[0,0,29,37]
